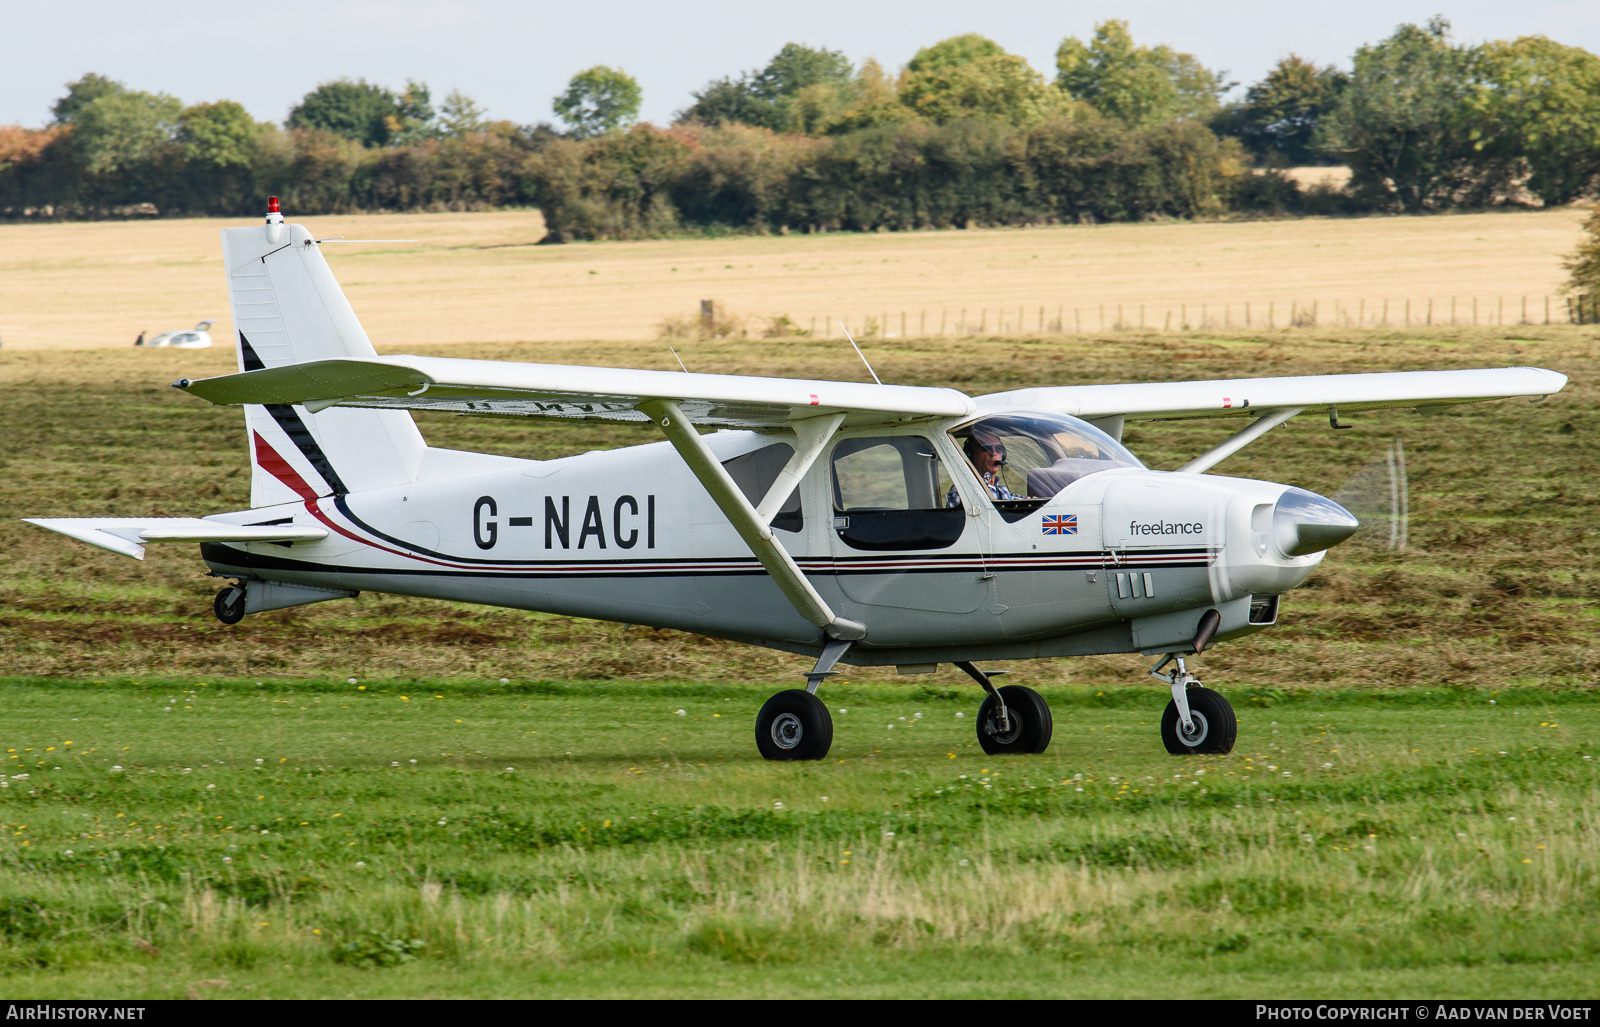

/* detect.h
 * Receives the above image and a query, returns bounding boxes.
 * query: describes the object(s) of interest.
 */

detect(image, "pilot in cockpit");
[950,433,1022,505]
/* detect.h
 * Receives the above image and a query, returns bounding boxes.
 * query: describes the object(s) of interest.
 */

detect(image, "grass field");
[1,324,1598,996]
[0,206,1588,351]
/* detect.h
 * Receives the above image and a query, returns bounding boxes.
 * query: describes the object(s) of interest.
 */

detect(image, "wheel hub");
[1177,709,1209,747]
[984,707,1023,745]
[770,711,803,750]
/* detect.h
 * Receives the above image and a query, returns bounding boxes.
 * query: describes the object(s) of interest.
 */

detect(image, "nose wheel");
[1151,652,1237,755]
[1159,686,1235,754]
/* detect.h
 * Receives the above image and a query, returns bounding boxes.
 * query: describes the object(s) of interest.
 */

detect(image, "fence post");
[701,300,715,335]
[1246,302,1251,328]
[1268,301,1274,329]
[1291,300,1297,327]
[1545,296,1550,324]
[1383,299,1388,327]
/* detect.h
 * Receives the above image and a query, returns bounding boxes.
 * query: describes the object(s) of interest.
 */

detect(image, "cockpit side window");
[950,412,1143,522]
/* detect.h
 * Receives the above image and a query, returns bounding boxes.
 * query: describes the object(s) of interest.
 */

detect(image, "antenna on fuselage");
[668,346,689,372]
[838,322,882,385]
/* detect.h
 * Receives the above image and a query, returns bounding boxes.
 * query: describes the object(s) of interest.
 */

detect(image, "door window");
[830,436,964,551]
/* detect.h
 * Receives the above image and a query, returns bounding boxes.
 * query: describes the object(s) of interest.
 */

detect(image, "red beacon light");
[264,194,285,242]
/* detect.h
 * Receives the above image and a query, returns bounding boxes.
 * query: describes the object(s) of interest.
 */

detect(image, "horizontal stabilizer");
[23,518,327,561]
[976,367,1568,422]
[173,355,976,429]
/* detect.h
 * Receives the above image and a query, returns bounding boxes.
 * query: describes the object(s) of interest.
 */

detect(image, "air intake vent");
[1249,594,1280,625]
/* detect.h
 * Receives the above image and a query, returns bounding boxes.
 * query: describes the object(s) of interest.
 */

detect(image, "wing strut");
[1176,408,1303,475]
[639,401,866,641]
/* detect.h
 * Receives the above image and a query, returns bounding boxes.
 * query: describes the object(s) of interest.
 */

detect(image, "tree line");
[4,18,1600,239]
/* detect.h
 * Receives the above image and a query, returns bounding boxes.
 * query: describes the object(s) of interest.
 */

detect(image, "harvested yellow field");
[0,206,1588,351]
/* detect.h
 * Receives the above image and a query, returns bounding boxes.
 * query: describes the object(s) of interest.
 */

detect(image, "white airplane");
[139,320,215,348]
[26,200,1569,761]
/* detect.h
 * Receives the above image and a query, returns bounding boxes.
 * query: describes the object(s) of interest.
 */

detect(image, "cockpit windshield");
[950,412,1142,519]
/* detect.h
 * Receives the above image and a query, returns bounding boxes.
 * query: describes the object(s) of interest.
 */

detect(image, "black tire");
[214,585,246,625]
[755,689,833,761]
[976,685,1053,755]
[1160,686,1237,755]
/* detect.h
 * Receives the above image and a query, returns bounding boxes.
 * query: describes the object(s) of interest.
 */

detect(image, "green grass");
[0,676,1595,997]
[2,326,1599,994]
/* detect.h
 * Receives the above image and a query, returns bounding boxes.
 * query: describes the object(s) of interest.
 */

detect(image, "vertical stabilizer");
[221,198,425,506]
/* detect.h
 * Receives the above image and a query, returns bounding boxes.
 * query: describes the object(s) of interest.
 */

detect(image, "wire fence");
[770,295,1587,339]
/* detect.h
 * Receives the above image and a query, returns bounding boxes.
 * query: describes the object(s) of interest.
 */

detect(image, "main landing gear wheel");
[755,689,834,761]
[976,685,1053,755]
[213,585,246,625]
[1161,686,1237,755]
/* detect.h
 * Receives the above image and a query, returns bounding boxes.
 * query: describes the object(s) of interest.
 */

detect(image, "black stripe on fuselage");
[200,543,1212,580]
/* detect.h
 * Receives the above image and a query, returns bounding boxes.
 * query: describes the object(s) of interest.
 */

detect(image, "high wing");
[975,366,1568,475]
[975,367,1568,423]
[22,518,327,561]
[173,355,974,428]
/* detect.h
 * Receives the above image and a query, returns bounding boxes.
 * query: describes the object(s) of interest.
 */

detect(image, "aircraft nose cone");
[1273,488,1359,557]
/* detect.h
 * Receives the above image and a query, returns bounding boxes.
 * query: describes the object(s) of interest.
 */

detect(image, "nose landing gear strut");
[1148,610,1237,755]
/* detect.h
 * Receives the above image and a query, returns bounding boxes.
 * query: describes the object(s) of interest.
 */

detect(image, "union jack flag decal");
[1041,514,1078,535]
